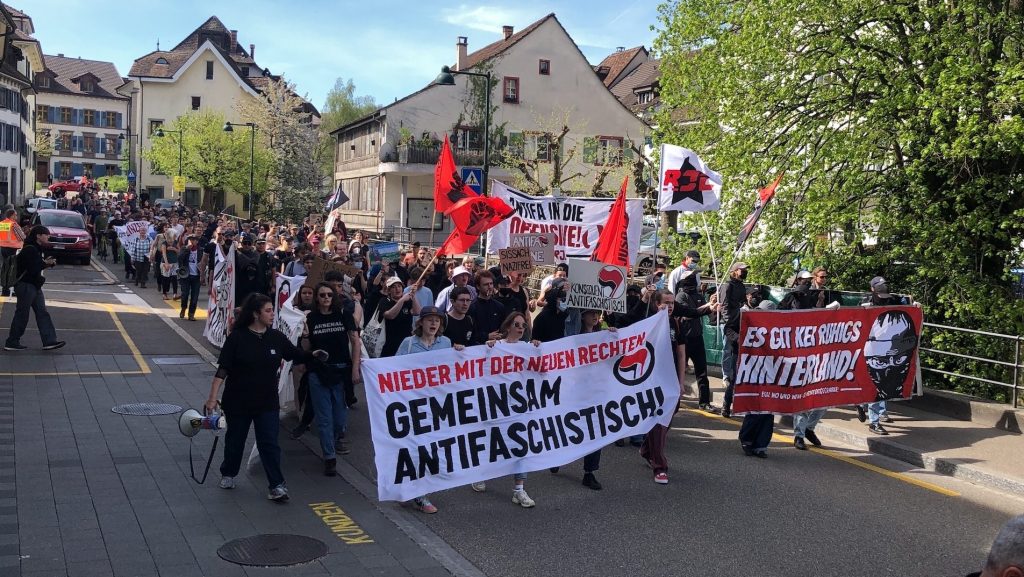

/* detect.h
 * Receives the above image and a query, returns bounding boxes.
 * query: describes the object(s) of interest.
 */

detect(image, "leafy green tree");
[654,0,1024,401]
[143,110,272,212]
[317,78,378,178]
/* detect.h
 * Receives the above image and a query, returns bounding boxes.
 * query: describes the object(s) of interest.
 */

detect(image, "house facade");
[34,54,128,184]
[330,13,649,244]
[0,3,43,207]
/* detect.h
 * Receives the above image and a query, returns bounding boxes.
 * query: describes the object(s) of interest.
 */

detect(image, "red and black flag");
[590,176,631,268]
[434,134,476,214]
[736,173,783,252]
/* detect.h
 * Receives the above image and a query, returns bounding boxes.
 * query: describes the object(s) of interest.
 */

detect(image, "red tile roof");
[39,54,127,101]
[596,46,647,88]
[459,13,555,70]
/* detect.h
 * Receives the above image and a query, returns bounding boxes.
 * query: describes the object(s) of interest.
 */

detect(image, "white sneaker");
[267,484,289,502]
[471,482,486,492]
[219,476,235,489]
[511,489,535,508]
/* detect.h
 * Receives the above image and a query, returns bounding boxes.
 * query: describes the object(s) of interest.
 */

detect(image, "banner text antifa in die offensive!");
[361,312,679,502]
[733,306,923,415]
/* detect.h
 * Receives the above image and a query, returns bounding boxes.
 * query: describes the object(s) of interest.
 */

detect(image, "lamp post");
[433,65,491,197]
[223,121,257,220]
[154,127,183,201]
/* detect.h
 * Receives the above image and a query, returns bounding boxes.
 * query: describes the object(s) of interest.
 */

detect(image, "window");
[82,163,94,177]
[454,127,482,151]
[637,90,653,104]
[241,66,249,77]
[206,60,214,80]
[83,136,95,153]
[59,133,71,151]
[155,57,169,65]
[539,59,550,75]
[84,110,95,126]
[105,112,118,128]
[184,188,200,207]
[526,133,552,162]
[106,137,116,154]
[60,107,71,124]
[149,119,163,135]
[106,164,119,176]
[59,162,71,178]
[503,77,519,104]
[595,136,623,166]
[191,96,201,110]
[36,105,48,122]
[38,74,50,89]
[81,79,95,92]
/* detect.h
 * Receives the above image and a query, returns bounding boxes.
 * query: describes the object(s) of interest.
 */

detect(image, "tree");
[143,109,273,211]
[654,0,1024,401]
[317,78,378,178]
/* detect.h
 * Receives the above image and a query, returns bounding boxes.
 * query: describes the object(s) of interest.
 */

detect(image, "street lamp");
[223,121,257,220]
[154,127,183,201]
[434,65,491,197]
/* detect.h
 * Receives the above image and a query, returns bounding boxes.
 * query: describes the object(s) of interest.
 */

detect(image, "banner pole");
[428,211,438,249]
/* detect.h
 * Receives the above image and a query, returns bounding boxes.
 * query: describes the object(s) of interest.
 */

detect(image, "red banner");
[732,306,923,415]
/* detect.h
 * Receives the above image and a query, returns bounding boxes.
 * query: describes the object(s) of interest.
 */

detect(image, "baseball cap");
[417,306,446,323]
[385,276,403,288]
[729,262,749,273]
[451,266,471,279]
[796,270,813,279]
[685,250,701,262]
[870,276,891,297]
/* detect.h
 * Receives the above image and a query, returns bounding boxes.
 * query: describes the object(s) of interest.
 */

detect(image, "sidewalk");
[701,375,1024,497]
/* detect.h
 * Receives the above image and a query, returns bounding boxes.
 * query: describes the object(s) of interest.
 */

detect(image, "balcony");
[382,144,486,167]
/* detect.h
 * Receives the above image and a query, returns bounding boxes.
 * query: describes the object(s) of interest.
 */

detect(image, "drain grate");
[111,403,183,416]
[217,534,327,567]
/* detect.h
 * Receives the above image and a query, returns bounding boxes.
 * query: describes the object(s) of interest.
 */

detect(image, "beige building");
[1,3,43,207]
[125,16,297,210]
[330,13,649,245]
[34,55,128,185]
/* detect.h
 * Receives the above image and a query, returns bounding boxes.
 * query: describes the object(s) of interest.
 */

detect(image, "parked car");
[25,196,58,214]
[635,229,670,276]
[48,176,91,196]
[30,209,92,265]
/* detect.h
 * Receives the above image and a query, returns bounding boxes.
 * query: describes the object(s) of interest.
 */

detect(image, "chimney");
[616,46,625,52]
[503,25,514,40]
[250,43,255,59]
[230,30,238,52]
[456,36,468,71]
[57,53,64,57]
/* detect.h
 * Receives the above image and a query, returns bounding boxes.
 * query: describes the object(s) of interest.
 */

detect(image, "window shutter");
[116,139,122,154]
[99,138,106,153]
[72,163,83,177]
[98,111,106,127]
[623,139,634,162]
[115,113,122,129]
[582,137,597,164]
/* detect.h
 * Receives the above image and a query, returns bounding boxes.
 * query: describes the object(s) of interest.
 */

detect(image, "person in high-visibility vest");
[0,208,25,296]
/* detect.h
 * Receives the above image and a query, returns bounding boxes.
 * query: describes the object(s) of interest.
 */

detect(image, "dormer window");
[36,74,50,89]
[81,79,95,92]
[156,57,169,65]
[241,66,249,77]
[637,90,653,105]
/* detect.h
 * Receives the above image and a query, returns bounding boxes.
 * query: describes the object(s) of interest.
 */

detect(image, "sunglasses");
[318,293,333,298]
[511,322,526,329]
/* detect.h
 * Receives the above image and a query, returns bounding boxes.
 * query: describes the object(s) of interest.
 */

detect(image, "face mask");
[738,269,748,281]
[354,262,363,270]
[557,301,568,312]
[655,278,665,290]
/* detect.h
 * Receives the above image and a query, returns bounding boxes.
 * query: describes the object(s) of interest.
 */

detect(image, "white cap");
[451,266,471,279]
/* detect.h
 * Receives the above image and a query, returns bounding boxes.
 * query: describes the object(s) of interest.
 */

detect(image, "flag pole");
[428,211,438,249]
[700,211,722,289]
[652,144,664,277]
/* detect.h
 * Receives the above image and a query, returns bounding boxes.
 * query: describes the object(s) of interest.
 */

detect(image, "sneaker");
[721,407,732,418]
[794,436,807,451]
[179,310,185,319]
[471,482,486,493]
[742,445,756,457]
[413,497,438,514]
[653,472,669,484]
[219,476,235,489]
[267,484,289,502]
[698,403,719,414]
[511,489,535,508]
[804,430,822,447]
[754,451,768,459]
[856,405,867,422]
[868,423,889,435]
[582,473,602,491]
[3,343,26,351]
[187,316,196,321]
[42,341,66,351]
[882,414,894,424]
[324,458,337,477]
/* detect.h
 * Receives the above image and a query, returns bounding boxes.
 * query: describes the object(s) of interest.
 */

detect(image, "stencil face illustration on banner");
[732,306,923,415]
[487,181,643,261]
[658,144,722,212]
[203,243,236,348]
[360,311,679,502]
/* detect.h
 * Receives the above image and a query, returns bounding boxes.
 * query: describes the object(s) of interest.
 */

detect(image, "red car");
[48,176,91,196]
[31,209,93,265]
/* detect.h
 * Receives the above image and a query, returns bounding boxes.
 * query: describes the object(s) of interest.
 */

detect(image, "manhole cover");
[111,403,183,416]
[152,356,206,366]
[217,534,327,567]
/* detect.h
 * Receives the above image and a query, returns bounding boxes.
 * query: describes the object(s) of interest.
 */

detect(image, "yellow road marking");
[99,303,151,375]
[161,296,207,320]
[683,408,960,497]
[89,260,116,283]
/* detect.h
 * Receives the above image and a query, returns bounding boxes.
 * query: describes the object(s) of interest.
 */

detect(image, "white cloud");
[441,5,533,34]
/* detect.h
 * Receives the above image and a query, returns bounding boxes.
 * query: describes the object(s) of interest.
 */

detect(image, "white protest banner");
[487,181,643,262]
[657,144,722,212]
[498,246,533,277]
[361,310,679,502]
[203,243,236,347]
[510,233,555,265]
[274,274,302,320]
[113,220,149,254]
[566,258,627,313]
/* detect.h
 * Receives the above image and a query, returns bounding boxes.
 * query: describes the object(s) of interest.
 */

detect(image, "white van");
[26,197,58,214]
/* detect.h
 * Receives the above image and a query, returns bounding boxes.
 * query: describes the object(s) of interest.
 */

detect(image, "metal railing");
[918,322,1022,407]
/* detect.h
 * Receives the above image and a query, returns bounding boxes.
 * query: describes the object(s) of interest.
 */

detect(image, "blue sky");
[22,0,660,110]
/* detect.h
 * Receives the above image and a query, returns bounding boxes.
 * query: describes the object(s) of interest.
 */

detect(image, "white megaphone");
[178,408,226,437]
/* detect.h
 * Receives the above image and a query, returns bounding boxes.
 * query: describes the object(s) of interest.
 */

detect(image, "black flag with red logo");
[736,174,783,252]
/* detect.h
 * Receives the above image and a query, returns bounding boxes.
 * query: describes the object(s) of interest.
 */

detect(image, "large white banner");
[657,144,722,212]
[113,220,149,254]
[203,243,236,347]
[487,181,644,262]
[361,311,680,502]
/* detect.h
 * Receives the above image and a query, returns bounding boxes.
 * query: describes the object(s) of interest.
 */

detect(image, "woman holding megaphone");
[205,293,326,502]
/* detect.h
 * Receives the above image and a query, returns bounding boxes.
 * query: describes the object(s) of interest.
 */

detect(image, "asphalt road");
[2,257,1019,577]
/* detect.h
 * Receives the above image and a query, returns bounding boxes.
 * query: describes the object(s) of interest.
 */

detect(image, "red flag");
[447,195,515,236]
[590,176,631,268]
[736,173,783,252]
[434,135,475,213]
[436,228,478,256]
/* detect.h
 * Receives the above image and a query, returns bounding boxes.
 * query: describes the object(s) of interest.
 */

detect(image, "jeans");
[309,365,349,459]
[220,409,284,490]
[179,275,201,317]
[583,450,601,473]
[739,414,774,453]
[867,401,887,424]
[685,336,711,404]
[6,282,57,346]
[134,258,150,286]
[722,335,739,410]
[794,408,827,437]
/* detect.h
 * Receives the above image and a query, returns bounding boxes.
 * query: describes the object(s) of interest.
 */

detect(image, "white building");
[330,13,649,244]
[0,3,43,207]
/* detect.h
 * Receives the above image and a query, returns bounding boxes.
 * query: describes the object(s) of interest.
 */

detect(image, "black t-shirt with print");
[444,314,475,347]
[307,309,358,367]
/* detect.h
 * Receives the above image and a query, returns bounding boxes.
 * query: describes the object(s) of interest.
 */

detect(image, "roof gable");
[132,40,260,98]
[459,13,555,70]
[596,46,648,88]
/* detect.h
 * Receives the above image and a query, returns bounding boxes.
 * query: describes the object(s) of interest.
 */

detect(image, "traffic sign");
[173,175,185,193]
[461,167,483,194]
[127,171,136,182]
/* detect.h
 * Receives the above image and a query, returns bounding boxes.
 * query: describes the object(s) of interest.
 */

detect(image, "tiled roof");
[460,13,555,69]
[38,54,127,100]
[610,59,659,108]
[129,15,255,79]
[596,46,647,88]
[2,3,25,18]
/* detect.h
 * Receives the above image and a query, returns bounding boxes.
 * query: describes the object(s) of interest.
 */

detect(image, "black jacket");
[720,278,746,338]
[674,288,712,340]
[15,242,46,288]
